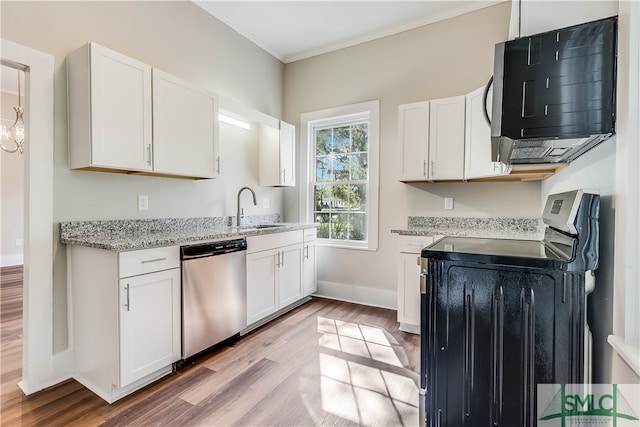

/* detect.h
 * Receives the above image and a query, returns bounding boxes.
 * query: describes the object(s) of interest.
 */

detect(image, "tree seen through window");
[314,122,368,241]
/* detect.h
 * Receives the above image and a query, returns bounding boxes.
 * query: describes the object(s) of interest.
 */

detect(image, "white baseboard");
[17,349,73,395]
[316,280,397,310]
[1,254,23,267]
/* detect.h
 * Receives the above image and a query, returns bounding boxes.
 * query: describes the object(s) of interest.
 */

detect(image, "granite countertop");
[391,216,544,241]
[60,215,317,251]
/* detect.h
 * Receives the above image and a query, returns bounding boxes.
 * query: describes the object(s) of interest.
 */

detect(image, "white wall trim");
[1,254,23,267]
[612,0,640,375]
[2,38,56,395]
[315,280,396,310]
[608,335,640,377]
[299,100,380,250]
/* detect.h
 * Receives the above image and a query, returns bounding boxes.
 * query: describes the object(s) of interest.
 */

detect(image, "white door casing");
[1,38,57,394]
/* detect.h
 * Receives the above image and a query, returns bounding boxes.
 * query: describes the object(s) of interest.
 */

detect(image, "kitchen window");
[300,100,379,250]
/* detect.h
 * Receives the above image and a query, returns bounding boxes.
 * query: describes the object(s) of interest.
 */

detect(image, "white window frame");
[299,100,379,250]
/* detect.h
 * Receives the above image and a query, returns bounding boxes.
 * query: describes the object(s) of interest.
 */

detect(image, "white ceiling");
[193,1,505,63]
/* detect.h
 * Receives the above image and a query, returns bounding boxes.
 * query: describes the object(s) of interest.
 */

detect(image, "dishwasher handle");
[181,238,247,260]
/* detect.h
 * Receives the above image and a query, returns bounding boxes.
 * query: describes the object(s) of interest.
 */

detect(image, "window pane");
[348,213,367,241]
[315,185,332,211]
[350,153,368,180]
[333,154,349,181]
[315,212,330,239]
[333,126,350,153]
[316,156,332,182]
[331,184,351,211]
[316,128,332,156]
[352,123,368,152]
[331,213,349,240]
[348,184,367,211]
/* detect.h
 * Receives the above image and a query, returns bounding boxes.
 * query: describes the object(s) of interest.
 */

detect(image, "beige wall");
[1,1,285,352]
[283,2,541,297]
[1,89,24,266]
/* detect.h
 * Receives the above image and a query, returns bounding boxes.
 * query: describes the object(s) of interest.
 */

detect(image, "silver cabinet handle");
[281,250,285,267]
[423,160,427,176]
[125,283,130,311]
[431,160,435,177]
[216,156,220,173]
[141,257,167,264]
[305,245,309,260]
[276,251,281,267]
[146,144,152,166]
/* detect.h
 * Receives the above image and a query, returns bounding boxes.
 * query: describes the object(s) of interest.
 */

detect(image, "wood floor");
[0,266,420,426]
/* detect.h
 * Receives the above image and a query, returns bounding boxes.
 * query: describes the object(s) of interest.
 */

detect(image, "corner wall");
[283,2,542,301]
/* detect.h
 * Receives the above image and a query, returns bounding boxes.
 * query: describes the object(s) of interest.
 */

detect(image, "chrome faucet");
[236,186,257,227]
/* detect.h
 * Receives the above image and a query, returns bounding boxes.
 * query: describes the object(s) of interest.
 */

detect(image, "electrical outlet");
[15,239,23,247]
[262,198,270,209]
[138,195,149,211]
[444,197,454,210]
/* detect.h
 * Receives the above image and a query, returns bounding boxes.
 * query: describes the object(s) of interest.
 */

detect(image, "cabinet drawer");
[119,246,180,278]
[303,228,317,242]
[398,235,434,254]
[247,230,303,254]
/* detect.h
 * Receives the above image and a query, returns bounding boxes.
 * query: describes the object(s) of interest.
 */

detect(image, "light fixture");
[1,69,25,154]
[219,113,251,130]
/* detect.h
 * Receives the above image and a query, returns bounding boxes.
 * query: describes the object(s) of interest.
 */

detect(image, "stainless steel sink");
[233,224,286,231]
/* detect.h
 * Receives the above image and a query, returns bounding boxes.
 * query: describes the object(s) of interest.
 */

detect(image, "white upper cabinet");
[259,120,296,187]
[398,101,430,181]
[152,69,219,179]
[428,95,465,180]
[67,42,220,179]
[68,42,153,172]
[398,96,465,181]
[464,86,509,180]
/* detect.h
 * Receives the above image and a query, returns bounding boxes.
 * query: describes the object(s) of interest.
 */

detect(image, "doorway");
[1,39,55,394]
[1,65,26,267]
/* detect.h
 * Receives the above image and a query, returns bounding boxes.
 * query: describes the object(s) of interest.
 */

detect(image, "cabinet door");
[303,242,317,296]
[279,121,296,186]
[397,253,422,329]
[398,102,430,181]
[428,96,466,180]
[118,268,180,387]
[89,43,153,171]
[278,244,303,307]
[464,86,507,179]
[259,121,296,187]
[247,249,279,325]
[152,69,219,178]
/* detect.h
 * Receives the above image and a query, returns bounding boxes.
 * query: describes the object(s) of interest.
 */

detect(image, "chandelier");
[1,69,25,154]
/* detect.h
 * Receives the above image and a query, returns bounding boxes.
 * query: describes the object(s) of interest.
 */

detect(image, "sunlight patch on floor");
[314,317,418,426]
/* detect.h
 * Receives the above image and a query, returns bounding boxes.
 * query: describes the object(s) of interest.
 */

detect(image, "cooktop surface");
[422,236,572,268]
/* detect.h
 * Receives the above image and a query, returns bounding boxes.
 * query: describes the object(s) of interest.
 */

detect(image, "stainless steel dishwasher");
[180,238,247,359]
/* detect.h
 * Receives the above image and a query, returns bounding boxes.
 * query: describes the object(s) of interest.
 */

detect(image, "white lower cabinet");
[396,235,436,334]
[68,245,181,403]
[118,268,181,387]
[246,248,279,325]
[246,230,306,327]
[278,245,303,307]
[303,228,317,296]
